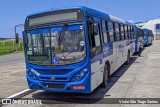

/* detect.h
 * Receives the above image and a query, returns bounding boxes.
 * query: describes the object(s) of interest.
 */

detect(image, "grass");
[0,41,24,55]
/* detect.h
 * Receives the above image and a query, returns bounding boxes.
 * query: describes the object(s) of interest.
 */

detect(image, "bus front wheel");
[101,64,109,88]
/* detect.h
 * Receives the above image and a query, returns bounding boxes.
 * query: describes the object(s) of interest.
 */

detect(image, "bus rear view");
[24,8,91,93]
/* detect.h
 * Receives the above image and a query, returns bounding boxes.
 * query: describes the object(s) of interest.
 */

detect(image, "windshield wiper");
[58,23,68,43]
[57,23,68,53]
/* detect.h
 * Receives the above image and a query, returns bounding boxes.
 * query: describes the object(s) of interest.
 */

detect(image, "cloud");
[128,20,135,24]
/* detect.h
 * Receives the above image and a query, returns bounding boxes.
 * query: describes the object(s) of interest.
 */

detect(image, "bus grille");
[35,69,73,75]
[39,77,68,81]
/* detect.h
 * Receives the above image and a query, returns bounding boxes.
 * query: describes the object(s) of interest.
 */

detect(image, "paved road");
[0,53,25,67]
[2,41,160,107]
[0,53,27,98]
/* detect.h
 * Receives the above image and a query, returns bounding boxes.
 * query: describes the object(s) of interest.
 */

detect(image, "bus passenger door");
[88,21,104,91]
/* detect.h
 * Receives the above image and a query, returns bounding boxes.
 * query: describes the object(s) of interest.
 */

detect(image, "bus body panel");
[90,54,104,91]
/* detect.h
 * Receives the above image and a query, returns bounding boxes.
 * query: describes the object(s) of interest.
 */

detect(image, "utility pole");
[14,24,24,44]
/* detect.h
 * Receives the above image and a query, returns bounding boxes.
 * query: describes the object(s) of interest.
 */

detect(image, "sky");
[0,0,160,38]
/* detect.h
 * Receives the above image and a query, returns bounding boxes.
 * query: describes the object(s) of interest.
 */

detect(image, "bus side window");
[101,19,108,43]
[120,24,125,40]
[125,25,128,39]
[108,21,115,42]
[26,32,33,55]
[115,23,120,41]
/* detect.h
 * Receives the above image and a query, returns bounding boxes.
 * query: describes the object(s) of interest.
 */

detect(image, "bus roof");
[27,6,133,26]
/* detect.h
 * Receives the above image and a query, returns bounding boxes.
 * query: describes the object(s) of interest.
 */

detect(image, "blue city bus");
[23,6,136,93]
[143,29,154,46]
[135,27,145,53]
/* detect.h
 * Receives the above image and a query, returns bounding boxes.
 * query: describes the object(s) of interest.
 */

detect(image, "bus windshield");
[25,25,86,65]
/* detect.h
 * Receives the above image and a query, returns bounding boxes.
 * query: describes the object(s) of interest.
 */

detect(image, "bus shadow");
[31,55,139,104]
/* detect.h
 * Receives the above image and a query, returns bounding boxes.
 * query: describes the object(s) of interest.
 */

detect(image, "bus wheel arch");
[101,61,110,87]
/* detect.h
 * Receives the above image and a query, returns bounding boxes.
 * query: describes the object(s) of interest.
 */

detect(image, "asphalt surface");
[0,53,27,98]
[1,41,160,107]
[0,53,25,67]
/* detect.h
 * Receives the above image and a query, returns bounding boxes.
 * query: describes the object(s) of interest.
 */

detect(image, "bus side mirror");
[93,22,99,35]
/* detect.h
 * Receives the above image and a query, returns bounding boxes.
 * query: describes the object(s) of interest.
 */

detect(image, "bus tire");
[101,64,109,88]
[125,51,130,65]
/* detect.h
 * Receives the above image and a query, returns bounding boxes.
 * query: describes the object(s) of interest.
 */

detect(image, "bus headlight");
[27,70,38,80]
[72,69,88,81]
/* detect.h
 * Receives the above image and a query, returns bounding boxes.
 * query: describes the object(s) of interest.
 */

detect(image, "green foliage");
[0,41,24,55]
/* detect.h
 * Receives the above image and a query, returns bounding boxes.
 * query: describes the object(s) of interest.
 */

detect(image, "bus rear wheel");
[101,64,109,88]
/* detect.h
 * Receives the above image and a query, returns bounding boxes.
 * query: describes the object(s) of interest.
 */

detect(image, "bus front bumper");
[26,73,91,93]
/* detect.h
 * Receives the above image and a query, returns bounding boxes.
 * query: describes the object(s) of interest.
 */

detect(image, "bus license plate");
[73,86,85,90]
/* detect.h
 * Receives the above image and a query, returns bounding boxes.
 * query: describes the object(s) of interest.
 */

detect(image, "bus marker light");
[73,86,85,90]
[51,76,55,81]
